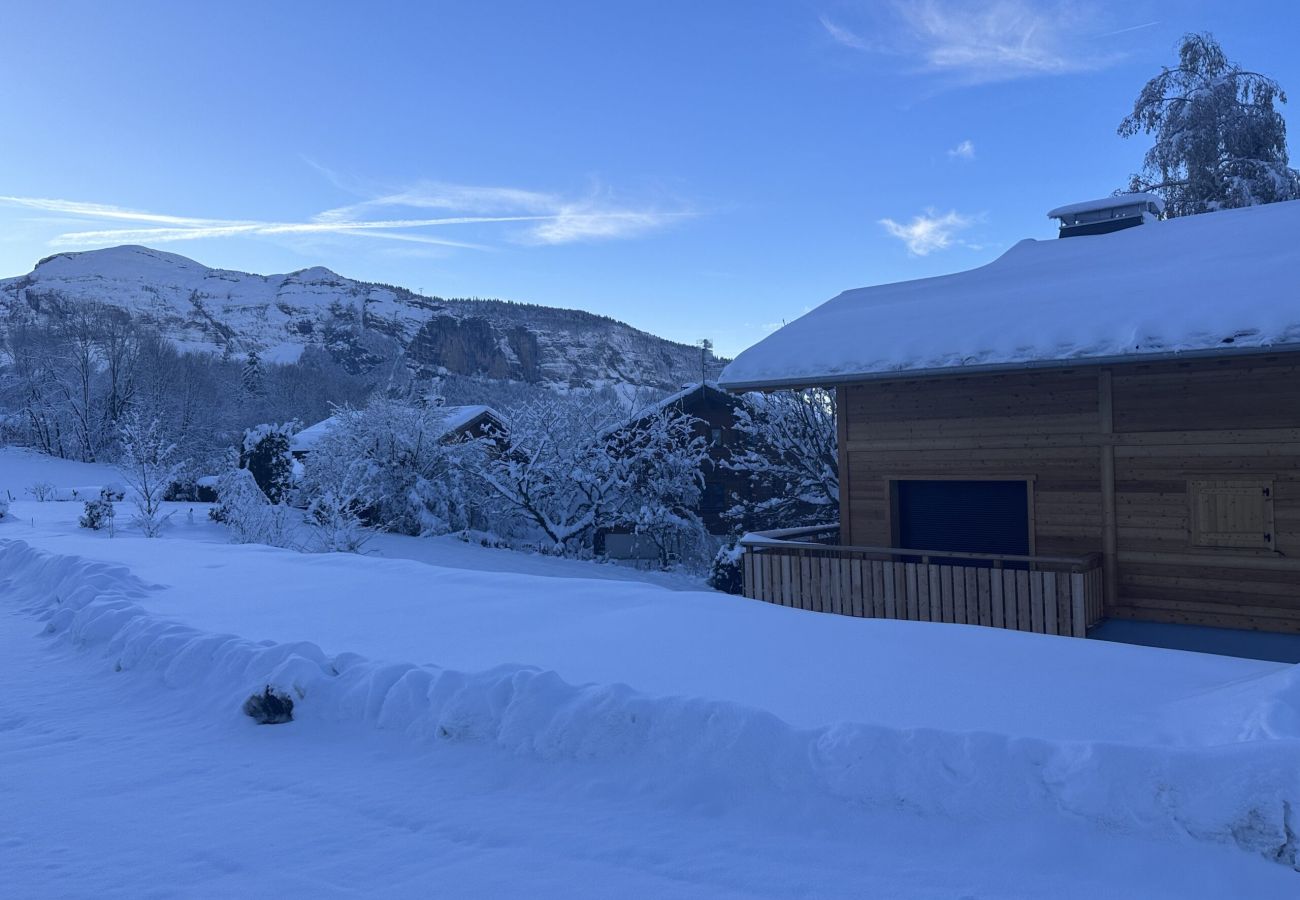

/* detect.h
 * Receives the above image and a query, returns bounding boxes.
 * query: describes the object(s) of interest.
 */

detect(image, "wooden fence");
[740,527,1104,638]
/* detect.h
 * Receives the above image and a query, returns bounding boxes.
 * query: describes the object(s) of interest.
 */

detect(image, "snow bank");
[4,538,1298,869]
[721,199,1300,388]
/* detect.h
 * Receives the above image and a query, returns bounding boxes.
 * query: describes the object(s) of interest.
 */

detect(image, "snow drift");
[3,538,1298,869]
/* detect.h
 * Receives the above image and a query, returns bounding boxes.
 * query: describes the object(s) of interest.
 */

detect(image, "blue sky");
[2,1,1297,357]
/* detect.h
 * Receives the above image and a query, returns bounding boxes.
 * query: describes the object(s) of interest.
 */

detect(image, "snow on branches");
[725,388,838,531]
[117,411,182,537]
[474,395,708,559]
[299,397,491,538]
[1119,32,1300,216]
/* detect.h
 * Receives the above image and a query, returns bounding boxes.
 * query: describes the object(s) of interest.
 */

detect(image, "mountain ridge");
[0,245,724,392]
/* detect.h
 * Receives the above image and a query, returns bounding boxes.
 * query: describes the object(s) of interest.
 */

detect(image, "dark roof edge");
[718,343,1300,392]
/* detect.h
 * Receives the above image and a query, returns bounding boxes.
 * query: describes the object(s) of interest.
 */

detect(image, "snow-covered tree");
[476,395,708,559]
[299,397,490,537]
[241,350,265,398]
[240,423,296,504]
[1119,32,1300,216]
[725,389,838,531]
[117,412,182,537]
[604,407,709,567]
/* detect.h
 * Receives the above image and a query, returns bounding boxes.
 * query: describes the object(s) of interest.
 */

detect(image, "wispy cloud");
[0,179,692,252]
[879,208,976,255]
[947,139,975,160]
[818,14,871,51]
[821,1,1134,84]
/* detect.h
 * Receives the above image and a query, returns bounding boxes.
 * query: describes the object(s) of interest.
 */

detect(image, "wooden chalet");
[720,196,1300,636]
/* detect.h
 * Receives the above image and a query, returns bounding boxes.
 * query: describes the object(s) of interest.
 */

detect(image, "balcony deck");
[739,525,1104,638]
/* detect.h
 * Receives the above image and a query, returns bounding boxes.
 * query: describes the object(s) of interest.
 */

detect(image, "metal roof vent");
[1047,193,1165,238]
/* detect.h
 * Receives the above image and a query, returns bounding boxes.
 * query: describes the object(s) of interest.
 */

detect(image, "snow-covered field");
[2,447,1299,897]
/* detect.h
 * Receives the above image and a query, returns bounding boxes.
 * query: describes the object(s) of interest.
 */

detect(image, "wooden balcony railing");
[738,525,1104,638]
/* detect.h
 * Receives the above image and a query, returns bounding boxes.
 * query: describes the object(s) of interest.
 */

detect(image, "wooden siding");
[842,369,1104,561]
[837,354,1300,633]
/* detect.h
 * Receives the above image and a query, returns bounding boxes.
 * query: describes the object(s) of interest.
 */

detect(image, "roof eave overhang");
[718,343,1300,393]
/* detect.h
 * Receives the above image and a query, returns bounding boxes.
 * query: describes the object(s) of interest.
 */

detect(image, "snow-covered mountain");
[0,245,724,392]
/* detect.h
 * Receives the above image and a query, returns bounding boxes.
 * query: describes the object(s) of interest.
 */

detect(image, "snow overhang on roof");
[719,199,1300,391]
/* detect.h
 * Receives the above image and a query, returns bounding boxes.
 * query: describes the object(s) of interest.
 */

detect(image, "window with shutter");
[1188,479,1275,550]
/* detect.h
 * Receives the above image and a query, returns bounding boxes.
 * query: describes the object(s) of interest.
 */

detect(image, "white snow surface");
[4,448,1300,894]
[720,200,1300,388]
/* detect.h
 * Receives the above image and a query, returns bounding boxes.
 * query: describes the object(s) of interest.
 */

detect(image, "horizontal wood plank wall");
[1109,357,1300,632]
[838,353,1300,634]
[842,370,1104,559]
[740,548,1100,637]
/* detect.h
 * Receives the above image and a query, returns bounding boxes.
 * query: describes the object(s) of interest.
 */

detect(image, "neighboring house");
[721,195,1300,636]
[290,404,508,459]
[599,382,756,561]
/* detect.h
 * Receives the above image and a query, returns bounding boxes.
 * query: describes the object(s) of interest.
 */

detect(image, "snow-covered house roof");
[650,381,725,412]
[290,404,505,454]
[719,199,1300,390]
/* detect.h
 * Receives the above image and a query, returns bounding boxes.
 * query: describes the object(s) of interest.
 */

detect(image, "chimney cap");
[1047,192,1164,220]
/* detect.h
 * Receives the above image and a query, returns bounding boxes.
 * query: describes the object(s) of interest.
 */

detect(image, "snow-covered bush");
[118,412,182,537]
[0,494,10,520]
[299,398,489,537]
[242,686,294,725]
[708,542,745,594]
[78,490,117,532]
[211,468,295,548]
[305,479,370,553]
[26,481,56,502]
[240,422,296,504]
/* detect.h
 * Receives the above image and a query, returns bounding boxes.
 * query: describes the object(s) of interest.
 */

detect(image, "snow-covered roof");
[289,417,340,453]
[650,381,724,412]
[720,200,1300,390]
[290,404,504,453]
[1047,192,1164,219]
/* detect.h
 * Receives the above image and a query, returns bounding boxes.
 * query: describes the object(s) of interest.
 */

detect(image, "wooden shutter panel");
[1189,480,1274,550]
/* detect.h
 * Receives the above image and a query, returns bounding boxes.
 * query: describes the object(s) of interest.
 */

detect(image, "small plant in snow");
[242,686,294,724]
[0,494,10,520]
[708,542,745,594]
[26,481,56,502]
[78,489,117,533]
[118,412,183,537]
